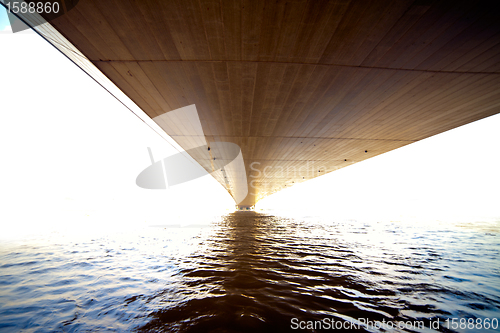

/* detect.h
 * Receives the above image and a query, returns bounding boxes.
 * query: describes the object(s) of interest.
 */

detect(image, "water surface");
[0,212,499,332]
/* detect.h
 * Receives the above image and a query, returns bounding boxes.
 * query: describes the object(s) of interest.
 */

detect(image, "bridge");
[12,0,500,209]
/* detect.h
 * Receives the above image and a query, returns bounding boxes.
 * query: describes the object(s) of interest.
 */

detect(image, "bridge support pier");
[236,205,254,211]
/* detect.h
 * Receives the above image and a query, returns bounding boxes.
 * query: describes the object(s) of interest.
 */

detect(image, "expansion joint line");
[92,59,500,75]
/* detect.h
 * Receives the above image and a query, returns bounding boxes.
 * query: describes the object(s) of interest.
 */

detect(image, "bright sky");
[0,7,499,239]
[258,113,500,223]
[0,13,235,238]
[0,4,9,31]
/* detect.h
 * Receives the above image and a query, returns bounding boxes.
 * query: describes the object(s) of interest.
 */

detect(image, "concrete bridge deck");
[12,0,500,207]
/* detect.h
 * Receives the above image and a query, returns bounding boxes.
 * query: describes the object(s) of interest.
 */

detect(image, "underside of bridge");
[22,0,500,207]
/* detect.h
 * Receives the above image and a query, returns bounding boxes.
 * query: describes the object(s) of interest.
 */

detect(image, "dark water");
[0,212,499,332]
